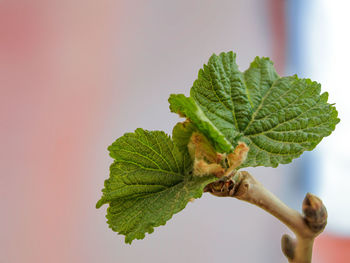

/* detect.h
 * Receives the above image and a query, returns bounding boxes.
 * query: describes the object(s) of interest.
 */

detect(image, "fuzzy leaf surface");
[96,128,216,243]
[169,52,339,167]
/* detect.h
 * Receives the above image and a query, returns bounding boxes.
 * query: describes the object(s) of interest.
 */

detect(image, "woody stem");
[204,171,327,263]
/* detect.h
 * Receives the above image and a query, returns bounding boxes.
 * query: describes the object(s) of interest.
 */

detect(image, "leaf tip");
[96,198,105,209]
[125,237,133,245]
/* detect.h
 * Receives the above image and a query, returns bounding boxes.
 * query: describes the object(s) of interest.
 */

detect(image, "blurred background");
[1,0,349,262]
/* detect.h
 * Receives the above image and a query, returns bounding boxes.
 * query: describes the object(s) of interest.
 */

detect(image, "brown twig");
[204,171,327,263]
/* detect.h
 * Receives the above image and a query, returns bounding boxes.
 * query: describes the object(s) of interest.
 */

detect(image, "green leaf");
[172,121,197,155]
[169,94,233,152]
[96,128,216,243]
[169,52,339,167]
